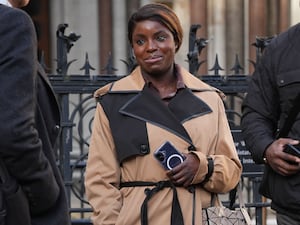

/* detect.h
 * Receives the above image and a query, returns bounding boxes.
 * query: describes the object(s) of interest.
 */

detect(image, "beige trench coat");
[85,65,242,225]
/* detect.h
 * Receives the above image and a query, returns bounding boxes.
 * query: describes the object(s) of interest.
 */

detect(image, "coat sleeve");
[0,7,59,214]
[241,46,280,164]
[85,103,122,225]
[192,95,242,193]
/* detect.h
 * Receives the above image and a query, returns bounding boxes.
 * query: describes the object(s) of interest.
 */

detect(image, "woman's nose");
[146,40,157,51]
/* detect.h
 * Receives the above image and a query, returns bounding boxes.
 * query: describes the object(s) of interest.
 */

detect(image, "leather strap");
[202,157,214,183]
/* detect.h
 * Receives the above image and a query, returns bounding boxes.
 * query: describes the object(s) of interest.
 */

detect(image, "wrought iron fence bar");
[48,74,250,94]
[48,75,122,93]
[198,75,250,93]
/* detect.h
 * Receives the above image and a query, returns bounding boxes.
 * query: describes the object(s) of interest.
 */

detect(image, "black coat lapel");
[120,86,212,143]
[168,88,212,123]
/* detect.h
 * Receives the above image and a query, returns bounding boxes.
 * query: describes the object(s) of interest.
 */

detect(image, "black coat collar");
[119,85,212,144]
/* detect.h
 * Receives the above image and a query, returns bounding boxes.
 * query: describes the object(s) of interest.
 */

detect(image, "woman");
[85,3,242,225]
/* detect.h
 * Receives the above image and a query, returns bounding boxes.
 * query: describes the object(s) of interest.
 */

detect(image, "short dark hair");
[127,3,183,52]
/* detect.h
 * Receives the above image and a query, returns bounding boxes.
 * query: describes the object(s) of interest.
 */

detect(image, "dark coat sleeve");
[0,6,59,215]
[241,44,280,164]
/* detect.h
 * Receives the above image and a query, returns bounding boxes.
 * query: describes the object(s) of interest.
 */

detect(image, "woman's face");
[132,20,177,77]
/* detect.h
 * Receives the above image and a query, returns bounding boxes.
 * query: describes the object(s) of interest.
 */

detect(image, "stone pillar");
[278,0,290,32]
[50,0,99,75]
[140,0,152,6]
[207,0,226,75]
[248,0,267,74]
[99,0,112,74]
[190,0,208,74]
[173,0,191,70]
[226,0,245,75]
[290,0,300,26]
[50,0,65,73]
[112,0,128,75]
[268,1,278,35]
[127,0,140,19]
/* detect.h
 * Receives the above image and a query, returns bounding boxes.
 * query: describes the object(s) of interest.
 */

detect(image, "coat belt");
[120,181,184,225]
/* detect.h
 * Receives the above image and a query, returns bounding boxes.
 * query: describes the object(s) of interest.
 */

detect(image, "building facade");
[23,0,300,75]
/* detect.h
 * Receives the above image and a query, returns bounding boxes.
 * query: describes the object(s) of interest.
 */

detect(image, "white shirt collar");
[0,0,12,6]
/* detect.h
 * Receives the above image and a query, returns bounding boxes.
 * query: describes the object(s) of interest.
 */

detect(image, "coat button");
[53,125,60,133]
[188,145,196,151]
[140,144,149,154]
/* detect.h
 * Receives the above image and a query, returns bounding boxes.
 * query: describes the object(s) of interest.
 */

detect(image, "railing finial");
[56,23,81,76]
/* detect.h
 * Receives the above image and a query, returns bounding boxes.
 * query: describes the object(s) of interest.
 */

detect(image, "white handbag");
[202,182,252,225]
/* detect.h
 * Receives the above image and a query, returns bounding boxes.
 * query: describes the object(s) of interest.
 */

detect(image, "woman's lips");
[144,55,162,63]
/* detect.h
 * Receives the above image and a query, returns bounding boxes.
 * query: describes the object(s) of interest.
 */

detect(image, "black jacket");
[241,23,300,219]
[0,5,70,225]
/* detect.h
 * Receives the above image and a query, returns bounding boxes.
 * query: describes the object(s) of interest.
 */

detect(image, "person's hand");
[166,153,199,187]
[265,138,300,176]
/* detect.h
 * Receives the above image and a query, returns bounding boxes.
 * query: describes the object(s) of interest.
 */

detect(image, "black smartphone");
[283,144,300,157]
[153,141,185,170]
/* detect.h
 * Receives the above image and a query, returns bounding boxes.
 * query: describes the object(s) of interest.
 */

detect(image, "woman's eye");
[136,39,145,45]
[157,35,166,41]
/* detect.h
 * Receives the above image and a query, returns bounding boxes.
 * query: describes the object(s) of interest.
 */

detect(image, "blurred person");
[241,19,300,225]
[0,0,71,224]
[85,3,242,225]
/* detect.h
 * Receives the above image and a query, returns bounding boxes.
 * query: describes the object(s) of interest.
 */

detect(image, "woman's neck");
[142,66,178,99]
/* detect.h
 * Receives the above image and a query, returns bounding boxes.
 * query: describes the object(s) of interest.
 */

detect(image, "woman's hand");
[166,153,199,187]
